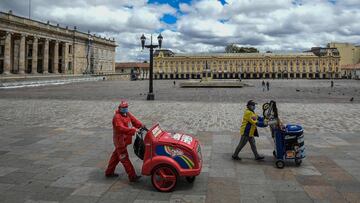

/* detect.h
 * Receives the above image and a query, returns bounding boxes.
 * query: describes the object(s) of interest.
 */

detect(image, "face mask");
[120,108,128,114]
[249,105,256,111]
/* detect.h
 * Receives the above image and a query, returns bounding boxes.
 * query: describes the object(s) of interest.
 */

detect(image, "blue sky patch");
[148,0,192,9]
[219,0,227,5]
[161,14,177,24]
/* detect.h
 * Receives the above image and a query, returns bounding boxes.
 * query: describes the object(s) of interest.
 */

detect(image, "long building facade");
[154,47,341,80]
[0,11,116,76]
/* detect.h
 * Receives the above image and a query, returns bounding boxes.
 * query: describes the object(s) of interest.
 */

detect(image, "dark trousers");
[233,135,260,158]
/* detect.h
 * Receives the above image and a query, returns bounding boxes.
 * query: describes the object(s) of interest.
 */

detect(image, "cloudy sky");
[1,0,360,62]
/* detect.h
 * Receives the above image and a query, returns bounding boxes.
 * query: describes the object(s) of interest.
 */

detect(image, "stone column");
[31,37,38,74]
[53,40,59,74]
[42,38,49,74]
[62,42,68,74]
[3,32,12,74]
[18,34,26,74]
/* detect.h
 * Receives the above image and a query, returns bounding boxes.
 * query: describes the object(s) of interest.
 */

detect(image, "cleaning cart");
[263,100,305,169]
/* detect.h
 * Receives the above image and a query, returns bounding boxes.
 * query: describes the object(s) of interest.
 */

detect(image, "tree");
[225,44,259,53]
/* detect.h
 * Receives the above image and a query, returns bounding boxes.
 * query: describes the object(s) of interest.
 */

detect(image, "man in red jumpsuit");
[105,101,143,182]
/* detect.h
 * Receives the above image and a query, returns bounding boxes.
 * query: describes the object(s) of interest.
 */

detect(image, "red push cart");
[134,124,202,192]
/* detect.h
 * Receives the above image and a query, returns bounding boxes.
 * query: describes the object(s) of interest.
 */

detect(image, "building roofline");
[0,10,116,46]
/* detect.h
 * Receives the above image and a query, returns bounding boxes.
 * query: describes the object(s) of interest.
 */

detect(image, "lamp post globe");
[141,34,146,50]
[157,34,163,49]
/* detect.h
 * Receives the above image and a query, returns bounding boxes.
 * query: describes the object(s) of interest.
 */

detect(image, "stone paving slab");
[0,80,360,202]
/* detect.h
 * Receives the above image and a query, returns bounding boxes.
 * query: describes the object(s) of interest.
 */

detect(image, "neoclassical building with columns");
[154,47,341,80]
[0,11,116,76]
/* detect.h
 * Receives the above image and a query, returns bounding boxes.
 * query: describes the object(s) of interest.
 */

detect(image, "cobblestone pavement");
[0,80,360,202]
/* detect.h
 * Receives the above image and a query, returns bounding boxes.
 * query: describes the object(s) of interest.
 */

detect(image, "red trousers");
[105,147,136,179]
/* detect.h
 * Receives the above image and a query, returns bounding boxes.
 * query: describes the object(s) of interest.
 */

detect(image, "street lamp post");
[141,33,163,100]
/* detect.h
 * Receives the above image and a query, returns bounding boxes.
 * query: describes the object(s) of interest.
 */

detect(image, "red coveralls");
[105,110,142,180]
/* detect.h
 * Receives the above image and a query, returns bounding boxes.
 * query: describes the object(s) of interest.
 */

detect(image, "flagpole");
[29,0,31,19]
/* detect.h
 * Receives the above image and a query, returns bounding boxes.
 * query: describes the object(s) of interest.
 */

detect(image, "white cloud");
[1,0,360,62]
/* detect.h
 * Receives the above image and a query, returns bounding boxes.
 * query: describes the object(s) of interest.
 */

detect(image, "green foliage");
[225,44,259,53]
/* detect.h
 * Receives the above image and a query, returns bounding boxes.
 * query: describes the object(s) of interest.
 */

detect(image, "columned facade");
[0,11,116,76]
[3,31,11,74]
[154,49,341,80]
[43,38,49,74]
[53,40,59,74]
[31,36,38,74]
[18,34,26,74]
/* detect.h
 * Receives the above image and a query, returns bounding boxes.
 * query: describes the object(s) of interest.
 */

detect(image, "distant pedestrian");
[262,80,265,91]
[331,80,334,88]
[173,81,176,87]
[266,81,270,91]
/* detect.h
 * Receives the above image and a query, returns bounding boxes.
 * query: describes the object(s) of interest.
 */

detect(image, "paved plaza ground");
[0,79,360,203]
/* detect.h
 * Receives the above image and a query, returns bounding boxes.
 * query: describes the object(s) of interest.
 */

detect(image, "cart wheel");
[186,176,196,183]
[295,159,302,166]
[151,165,178,192]
[273,150,276,157]
[275,160,285,169]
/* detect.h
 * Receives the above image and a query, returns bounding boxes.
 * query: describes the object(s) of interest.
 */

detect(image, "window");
[0,45,4,56]
[38,45,43,57]
[68,45,72,54]
[68,62,72,70]
[28,45,33,57]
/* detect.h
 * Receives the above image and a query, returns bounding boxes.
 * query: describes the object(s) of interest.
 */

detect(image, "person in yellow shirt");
[232,100,266,161]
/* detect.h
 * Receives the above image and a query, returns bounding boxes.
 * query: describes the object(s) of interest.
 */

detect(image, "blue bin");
[257,117,267,128]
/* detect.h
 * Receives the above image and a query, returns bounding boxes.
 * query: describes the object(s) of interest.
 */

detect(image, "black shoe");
[105,173,119,178]
[232,155,242,160]
[255,156,265,160]
[129,175,142,182]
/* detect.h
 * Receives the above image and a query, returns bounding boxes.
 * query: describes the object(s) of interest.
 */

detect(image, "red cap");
[119,100,128,108]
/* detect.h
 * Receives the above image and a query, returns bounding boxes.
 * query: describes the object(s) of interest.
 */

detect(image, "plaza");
[0,79,360,202]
